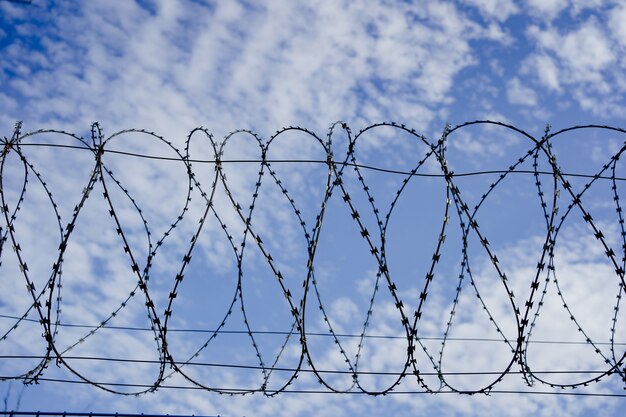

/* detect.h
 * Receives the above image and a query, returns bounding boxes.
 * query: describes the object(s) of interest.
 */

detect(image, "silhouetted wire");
[0,413,219,417]
[0,355,617,379]
[2,376,625,398]
[0,314,622,346]
[1,121,625,397]
[11,142,626,181]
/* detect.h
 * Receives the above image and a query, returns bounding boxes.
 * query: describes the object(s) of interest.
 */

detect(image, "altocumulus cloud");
[1,1,626,417]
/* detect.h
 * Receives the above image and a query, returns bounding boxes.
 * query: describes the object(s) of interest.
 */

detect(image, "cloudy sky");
[1,0,625,416]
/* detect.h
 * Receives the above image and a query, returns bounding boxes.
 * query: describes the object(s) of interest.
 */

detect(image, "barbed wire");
[0,412,219,417]
[0,120,625,397]
[3,313,624,346]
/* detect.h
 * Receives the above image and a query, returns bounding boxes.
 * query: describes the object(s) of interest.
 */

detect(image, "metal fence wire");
[0,121,625,397]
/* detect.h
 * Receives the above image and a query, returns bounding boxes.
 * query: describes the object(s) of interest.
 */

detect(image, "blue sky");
[1,0,625,416]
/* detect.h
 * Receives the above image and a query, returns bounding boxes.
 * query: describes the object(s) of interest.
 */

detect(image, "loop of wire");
[0,121,625,396]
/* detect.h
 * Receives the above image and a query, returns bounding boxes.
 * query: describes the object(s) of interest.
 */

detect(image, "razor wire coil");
[0,120,625,397]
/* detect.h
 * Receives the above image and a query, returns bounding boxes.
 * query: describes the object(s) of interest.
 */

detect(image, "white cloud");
[483,21,515,44]
[521,17,625,117]
[461,0,520,21]
[0,1,30,19]
[608,3,626,48]
[507,77,538,106]
[525,54,561,92]
[0,0,493,139]
[526,0,611,21]
[570,0,610,16]
[527,21,615,81]
[524,0,569,20]
[590,137,622,164]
